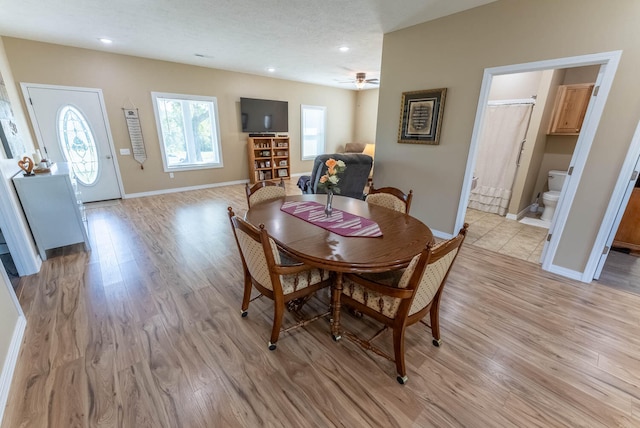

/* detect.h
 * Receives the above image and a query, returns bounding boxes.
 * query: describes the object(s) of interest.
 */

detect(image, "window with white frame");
[301,105,326,160]
[151,92,223,171]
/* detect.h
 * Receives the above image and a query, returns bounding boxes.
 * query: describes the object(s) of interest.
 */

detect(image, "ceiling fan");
[344,72,379,89]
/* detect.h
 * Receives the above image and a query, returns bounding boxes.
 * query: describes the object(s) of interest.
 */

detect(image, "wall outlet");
[169,172,174,178]
[119,148,131,155]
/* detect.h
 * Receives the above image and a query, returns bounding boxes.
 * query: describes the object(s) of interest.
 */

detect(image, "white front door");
[21,84,122,202]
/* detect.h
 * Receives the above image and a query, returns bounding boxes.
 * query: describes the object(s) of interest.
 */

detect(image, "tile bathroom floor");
[464,208,548,263]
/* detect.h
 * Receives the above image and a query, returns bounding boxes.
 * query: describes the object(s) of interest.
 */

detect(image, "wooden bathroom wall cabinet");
[613,188,640,254]
[547,83,594,135]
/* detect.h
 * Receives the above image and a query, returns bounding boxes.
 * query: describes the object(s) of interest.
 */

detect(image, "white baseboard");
[123,179,250,199]
[506,205,537,221]
[431,229,454,240]
[123,174,316,199]
[547,264,585,282]
[0,314,26,425]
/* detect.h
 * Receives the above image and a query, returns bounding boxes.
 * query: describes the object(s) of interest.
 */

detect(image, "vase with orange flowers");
[317,158,346,216]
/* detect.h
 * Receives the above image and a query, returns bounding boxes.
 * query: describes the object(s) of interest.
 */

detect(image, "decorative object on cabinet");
[247,136,290,184]
[12,162,90,260]
[398,88,447,145]
[17,156,35,176]
[547,83,594,135]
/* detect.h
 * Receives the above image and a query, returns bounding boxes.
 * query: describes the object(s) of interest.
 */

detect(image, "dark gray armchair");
[297,153,373,199]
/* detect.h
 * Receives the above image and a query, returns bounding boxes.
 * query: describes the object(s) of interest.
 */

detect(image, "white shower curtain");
[468,103,533,216]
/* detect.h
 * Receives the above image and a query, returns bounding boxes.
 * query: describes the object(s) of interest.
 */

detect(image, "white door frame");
[456,50,622,281]
[20,83,125,200]
[0,167,41,275]
[590,119,640,281]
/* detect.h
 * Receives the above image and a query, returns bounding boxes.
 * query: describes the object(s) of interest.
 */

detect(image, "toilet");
[540,170,568,222]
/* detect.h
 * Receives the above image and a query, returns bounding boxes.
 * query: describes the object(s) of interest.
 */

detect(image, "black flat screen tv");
[240,97,288,133]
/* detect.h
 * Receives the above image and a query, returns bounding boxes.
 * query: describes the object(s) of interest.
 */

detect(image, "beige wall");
[2,38,358,194]
[489,71,542,101]
[354,89,379,144]
[374,0,640,272]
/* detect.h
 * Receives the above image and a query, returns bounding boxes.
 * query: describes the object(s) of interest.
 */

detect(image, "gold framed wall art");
[398,88,447,145]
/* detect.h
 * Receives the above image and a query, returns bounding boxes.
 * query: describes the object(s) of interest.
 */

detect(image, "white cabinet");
[12,162,90,260]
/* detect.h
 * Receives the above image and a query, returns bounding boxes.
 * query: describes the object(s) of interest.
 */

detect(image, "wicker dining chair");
[341,224,468,384]
[245,178,286,208]
[227,207,332,350]
[365,183,413,214]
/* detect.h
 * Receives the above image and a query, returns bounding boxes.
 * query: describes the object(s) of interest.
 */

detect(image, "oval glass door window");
[57,105,99,185]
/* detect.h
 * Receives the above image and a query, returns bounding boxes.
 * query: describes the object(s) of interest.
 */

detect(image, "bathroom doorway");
[457,50,622,279]
[464,66,598,264]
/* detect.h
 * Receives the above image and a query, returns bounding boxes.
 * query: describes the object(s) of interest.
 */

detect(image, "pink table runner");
[280,200,382,237]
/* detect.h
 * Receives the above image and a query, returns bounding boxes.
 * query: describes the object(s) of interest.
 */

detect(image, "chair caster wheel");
[432,338,442,347]
[268,342,277,351]
[241,310,248,318]
[332,334,342,342]
[397,375,408,385]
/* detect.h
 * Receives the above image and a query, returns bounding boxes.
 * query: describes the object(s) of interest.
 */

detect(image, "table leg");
[331,272,343,341]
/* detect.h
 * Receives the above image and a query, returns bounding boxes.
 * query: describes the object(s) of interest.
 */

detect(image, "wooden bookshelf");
[247,136,290,184]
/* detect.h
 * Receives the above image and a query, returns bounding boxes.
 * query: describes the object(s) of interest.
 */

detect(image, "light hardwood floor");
[3,182,640,427]
[598,249,640,295]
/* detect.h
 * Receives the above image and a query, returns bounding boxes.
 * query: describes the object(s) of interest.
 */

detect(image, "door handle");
[106,155,112,159]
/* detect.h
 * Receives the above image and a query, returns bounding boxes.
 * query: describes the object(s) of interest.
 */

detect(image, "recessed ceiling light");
[339,46,349,52]
[99,38,113,44]
[267,67,276,73]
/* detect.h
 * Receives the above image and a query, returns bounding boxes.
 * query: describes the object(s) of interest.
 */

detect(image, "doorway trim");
[20,83,125,200]
[456,50,622,280]
[589,119,640,281]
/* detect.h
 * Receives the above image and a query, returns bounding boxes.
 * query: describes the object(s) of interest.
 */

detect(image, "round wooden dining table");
[245,194,433,339]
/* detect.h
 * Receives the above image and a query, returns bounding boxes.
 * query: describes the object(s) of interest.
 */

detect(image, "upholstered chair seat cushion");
[343,243,459,318]
[342,257,415,318]
[343,275,403,318]
[280,268,331,294]
[236,230,329,294]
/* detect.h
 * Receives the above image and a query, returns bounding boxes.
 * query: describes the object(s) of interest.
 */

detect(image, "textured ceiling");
[0,0,495,89]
